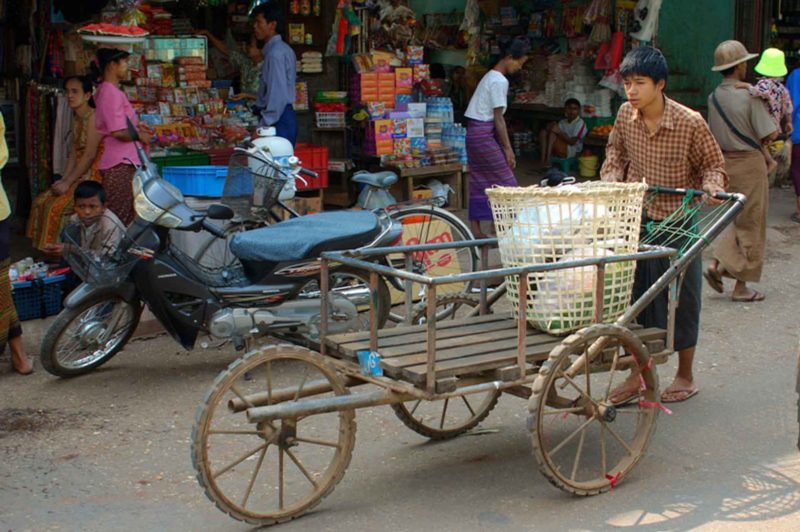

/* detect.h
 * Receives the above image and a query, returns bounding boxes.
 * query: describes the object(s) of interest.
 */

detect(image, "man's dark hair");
[251,2,285,35]
[564,98,581,108]
[619,46,669,84]
[74,181,106,204]
[502,36,530,59]
[719,66,737,77]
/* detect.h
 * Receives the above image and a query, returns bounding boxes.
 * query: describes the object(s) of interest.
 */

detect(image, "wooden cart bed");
[325,313,668,389]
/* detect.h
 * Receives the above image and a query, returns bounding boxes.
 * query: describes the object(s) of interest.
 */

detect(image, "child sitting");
[539,98,588,165]
[739,48,794,173]
[44,181,125,258]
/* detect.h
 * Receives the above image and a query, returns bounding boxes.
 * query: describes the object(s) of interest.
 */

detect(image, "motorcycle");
[40,121,401,377]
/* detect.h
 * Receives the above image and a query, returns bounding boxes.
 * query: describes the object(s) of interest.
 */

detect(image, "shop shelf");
[152,152,210,173]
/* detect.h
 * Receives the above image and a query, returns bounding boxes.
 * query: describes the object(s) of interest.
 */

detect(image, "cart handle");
[648,185,745,203]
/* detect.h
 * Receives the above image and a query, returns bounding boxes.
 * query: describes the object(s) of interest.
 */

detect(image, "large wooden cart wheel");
[192,345,356,525]
[528,324,659,495]
[392,294,500,440]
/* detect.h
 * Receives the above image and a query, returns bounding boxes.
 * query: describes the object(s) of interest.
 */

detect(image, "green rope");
[641,189,731,257]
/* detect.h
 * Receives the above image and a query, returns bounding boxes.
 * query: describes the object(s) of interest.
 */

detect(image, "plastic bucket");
[578,155,599,178]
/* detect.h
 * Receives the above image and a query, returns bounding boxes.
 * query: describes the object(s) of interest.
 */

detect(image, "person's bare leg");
[661,347,698,402]
[470,220,487,239]
[764,147,778,174]
[538,128,549,164]
[9,335,33,374]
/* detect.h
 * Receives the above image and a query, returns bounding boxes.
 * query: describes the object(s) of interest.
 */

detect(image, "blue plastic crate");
[11,274,66,321]
[162,166,228,197]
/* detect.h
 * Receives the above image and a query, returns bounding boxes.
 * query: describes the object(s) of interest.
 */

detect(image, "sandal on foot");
[703,267,724,294]
[791,213,800,224]
[661,384,698,403]
[731,290,765,302]
[609,386,640,406]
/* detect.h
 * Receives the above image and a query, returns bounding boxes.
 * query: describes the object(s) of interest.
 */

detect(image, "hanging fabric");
[630,0,663,42]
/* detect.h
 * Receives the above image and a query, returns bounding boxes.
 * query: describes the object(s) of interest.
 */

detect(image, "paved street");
[2,189,799,531]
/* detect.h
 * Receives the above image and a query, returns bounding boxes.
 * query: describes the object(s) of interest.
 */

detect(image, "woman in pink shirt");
[92,48,152,225]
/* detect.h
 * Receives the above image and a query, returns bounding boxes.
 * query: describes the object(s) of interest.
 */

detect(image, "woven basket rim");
[486,182,649,199]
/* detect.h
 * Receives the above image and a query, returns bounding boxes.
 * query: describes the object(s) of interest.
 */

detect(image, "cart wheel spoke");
[461,395,476,417]
[229,384,254,409]
[265,361,273,405]
[570,427,587,482]
[285,448,319,489]
[529,325,659,495]
[549,416,595,458]
[409,400,422,416]
[278,448,285,511]
[603,423,635,456]
[439,398,450,429]
[291,436,341,449]
[212,443,267,480]
[241,445,269,508]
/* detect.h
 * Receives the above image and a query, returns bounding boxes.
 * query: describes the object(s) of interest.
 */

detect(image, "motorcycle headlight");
[134,191,181,228]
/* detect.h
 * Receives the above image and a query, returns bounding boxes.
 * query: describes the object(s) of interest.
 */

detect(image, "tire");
[40,294,142,377]
[528,324,659,495]
[387,206,478,323]
[192,345,356,525]
[193,219,263,270]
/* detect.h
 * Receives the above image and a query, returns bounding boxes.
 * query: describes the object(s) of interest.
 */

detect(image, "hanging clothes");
[51,94,73,177]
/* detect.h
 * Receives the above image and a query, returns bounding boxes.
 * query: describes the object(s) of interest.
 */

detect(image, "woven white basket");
[488,182,649,335]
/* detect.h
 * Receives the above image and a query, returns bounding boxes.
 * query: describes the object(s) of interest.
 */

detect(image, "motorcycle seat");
[229,211,382,263]
[351,170,398,188]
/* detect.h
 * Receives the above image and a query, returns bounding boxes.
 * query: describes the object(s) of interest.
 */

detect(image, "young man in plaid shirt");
[600,47,728,404]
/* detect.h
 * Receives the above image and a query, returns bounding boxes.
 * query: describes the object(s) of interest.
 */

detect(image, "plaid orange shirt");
[600,97,728,220]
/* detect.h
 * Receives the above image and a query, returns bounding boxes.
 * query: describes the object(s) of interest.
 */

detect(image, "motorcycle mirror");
[126,118,140,142]
[206,204,235,221]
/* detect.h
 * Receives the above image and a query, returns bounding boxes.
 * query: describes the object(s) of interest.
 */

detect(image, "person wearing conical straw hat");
[736,48,793,175]
[705,40,778,304]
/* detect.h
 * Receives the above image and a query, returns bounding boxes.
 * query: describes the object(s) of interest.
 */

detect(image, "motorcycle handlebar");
[299,167,318,179]
[202,219,226,239]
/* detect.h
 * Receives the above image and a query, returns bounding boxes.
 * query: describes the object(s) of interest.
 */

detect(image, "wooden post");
[425,284,437,394]
[480,245,489,315]
[593,263,606,324]
[404,252,414,325]
[369,271,379,353]
[320,258,329,357]
[517,273,528,375]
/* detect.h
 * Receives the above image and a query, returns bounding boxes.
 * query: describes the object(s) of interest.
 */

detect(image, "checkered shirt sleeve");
[600,99,728,220]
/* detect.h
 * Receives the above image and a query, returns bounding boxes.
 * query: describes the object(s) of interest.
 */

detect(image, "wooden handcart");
[191,187,744,526]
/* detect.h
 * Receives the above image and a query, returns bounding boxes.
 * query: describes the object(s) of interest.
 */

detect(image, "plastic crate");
[315,112,346,129]
[294,144,329,171]
[152,152,210,173]
[12,275,66,321]
[162,166,228,197]
[294,144,329,190]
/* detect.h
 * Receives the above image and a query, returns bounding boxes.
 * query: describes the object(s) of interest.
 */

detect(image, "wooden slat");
[400,344,559,384]
[325,312,510,350]
[383,330,559,369]
[338,317,515,357]
[377,325,523,358]
[396,327,667,386]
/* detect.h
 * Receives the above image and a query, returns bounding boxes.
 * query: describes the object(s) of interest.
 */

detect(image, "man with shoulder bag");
[705,40,778,303]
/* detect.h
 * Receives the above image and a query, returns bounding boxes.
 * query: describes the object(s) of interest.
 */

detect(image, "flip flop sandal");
[610,388,640,407]
[731,290,765,302]
[703,267,724,294]
[791,213,800,224]
[661,387,699,404]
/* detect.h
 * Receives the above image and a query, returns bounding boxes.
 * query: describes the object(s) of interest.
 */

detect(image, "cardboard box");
[395,67,413,88]
[411,186,433,201]
[279,195,322,219]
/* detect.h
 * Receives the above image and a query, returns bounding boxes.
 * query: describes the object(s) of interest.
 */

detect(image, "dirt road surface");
[2,190,799,531]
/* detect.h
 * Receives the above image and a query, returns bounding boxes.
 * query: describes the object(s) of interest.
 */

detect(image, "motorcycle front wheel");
[40,294,142,377]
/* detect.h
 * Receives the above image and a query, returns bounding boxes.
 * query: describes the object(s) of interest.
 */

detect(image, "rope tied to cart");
[641,187,736,258]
